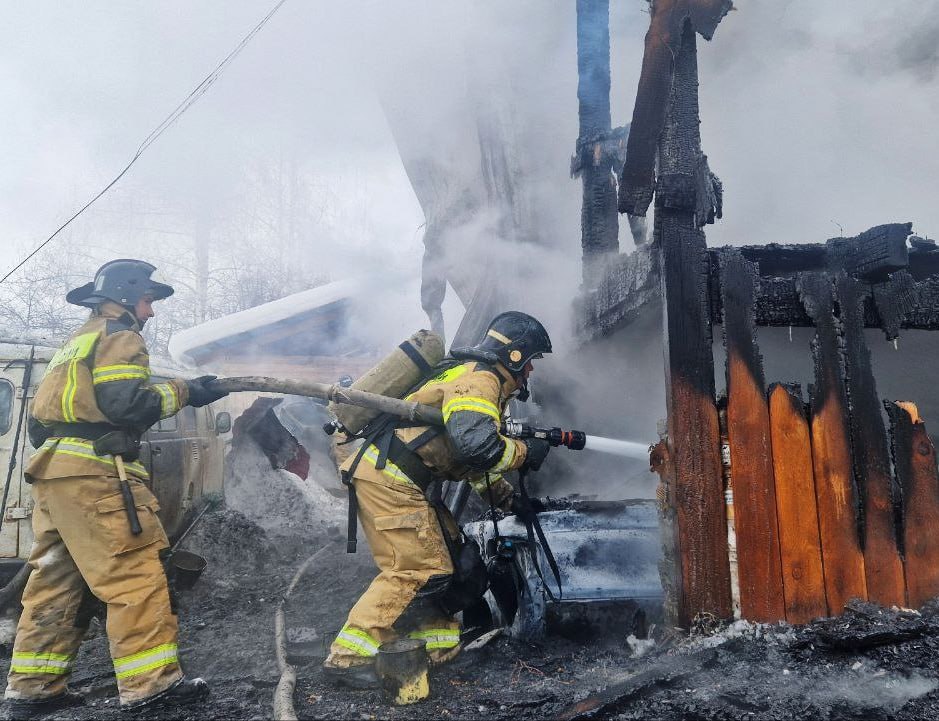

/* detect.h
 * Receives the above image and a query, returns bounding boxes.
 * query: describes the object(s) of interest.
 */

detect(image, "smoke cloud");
[1,2,935,499]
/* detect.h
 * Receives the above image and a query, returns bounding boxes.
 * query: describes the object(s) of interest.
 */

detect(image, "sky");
[0,1,937,339]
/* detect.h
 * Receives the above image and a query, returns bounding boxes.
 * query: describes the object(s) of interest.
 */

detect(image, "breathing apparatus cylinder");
[327,330,445,435]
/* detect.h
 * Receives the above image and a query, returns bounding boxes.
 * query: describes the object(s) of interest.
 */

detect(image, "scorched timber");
[836,275,906,608]
[719,248,785,622]
[886,402,939,608]
[652,17,731,626]
[799,273,868,611]
[768,384,828,623]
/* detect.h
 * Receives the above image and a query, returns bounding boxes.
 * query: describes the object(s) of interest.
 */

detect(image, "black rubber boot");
[322,663,380,690]
[7,690,85,718]
[122,677,209,711]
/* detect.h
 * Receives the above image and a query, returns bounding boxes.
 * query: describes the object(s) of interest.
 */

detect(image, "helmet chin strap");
[511,376,530,402]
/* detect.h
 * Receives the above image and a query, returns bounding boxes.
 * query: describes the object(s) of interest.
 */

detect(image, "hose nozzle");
[502,422,586,450]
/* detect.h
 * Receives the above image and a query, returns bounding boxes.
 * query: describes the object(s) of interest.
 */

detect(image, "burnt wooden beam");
[885,402,939,608]
[705,273,939,335]
[655,20,731,626]
[574,0,620,286]
[576,244,659,338]
[799,273,868,611]
[618,0,733,217]
[827,224,911,282]
[581,223,939,339]
[719,249,785,622]
[835,274,906,607]
[768,383,828,623]
[711,223,914,279]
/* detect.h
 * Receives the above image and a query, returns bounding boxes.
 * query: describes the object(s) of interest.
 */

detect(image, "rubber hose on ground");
[273,543,340,721]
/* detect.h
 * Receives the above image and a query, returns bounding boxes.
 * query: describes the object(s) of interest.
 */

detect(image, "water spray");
[500,421,650,460]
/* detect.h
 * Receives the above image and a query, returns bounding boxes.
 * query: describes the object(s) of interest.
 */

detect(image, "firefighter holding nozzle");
[4,260,228,714]
[323,311,553,688]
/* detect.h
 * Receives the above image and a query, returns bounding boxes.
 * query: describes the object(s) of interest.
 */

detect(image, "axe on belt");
[93,431,143,536]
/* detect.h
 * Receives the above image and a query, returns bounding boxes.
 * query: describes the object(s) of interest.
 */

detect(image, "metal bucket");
[171,550,207,590]
[375,639,429,705]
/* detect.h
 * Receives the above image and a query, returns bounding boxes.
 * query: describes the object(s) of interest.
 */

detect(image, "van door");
[140,405,191,537]
[0,362,27,558]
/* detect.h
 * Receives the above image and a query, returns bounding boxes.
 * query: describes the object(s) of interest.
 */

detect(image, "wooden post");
[654,22,732,626]
[835,275,906,607]
[798,273,867,612]
[768,384,828,623]
[618,1,733,625]
[885,402,939,608]
[719,249,785,622]
[574,0,619,286]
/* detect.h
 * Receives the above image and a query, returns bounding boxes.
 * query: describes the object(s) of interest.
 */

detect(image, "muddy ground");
[1,442,939,719]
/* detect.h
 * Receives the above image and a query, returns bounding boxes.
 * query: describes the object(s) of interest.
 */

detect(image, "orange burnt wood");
[720,249,785,622]
[835,275,905,607]
[799,273,867,612]
[768,384,828,623]
[885,402,939,608]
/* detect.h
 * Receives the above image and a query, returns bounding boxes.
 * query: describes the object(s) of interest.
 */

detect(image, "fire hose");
[206,376,588,450]
[273,542,340,721]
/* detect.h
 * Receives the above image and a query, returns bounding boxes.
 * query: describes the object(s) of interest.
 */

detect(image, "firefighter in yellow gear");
[323,312,553,689]
[4,260,228,715]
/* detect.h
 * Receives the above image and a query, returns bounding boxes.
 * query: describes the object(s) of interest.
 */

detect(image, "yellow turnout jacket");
[26,301,189,482]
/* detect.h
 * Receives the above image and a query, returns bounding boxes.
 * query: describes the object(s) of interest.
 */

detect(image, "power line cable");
[0,0,289,286]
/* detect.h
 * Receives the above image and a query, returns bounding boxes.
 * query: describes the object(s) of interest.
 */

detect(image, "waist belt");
[47,422,122,441]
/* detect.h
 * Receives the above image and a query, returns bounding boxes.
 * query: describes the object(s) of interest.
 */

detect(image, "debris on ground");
[3,434,939,719]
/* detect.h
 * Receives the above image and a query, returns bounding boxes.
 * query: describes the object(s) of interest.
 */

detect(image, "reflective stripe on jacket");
[389,361,527,507]
[25,301,189,481]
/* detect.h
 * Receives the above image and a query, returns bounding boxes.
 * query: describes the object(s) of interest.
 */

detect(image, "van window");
[0,380,14,436]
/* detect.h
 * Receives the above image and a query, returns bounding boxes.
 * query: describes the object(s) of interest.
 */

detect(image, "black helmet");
[473,311,552,375]
[66,259,174,309]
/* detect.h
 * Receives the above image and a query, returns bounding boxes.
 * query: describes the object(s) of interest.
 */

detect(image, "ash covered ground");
[1,439,939,719]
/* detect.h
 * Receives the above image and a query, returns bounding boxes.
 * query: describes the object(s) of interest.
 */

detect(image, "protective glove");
[186,375,228,408]
[520,437,551,472]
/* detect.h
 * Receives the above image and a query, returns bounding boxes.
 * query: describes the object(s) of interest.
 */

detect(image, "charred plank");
[798,272,868,611]
[553,650,716,721]
[810,600,927,651]
[719,249,785,622]
[835,274,906,607]
[768,383,828,624]
[618,0,733,217]
[885,402,939,608]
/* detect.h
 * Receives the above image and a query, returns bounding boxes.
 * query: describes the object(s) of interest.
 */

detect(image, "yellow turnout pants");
[326,455,461,667]
[5,476,182,705]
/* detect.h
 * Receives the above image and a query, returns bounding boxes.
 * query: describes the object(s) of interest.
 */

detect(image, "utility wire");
[0,0,289,286]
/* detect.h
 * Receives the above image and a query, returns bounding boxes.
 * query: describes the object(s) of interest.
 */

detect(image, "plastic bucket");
[171,550,207,590]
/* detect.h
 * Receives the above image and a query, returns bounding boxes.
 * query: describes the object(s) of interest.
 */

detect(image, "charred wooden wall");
[711,248,939,622]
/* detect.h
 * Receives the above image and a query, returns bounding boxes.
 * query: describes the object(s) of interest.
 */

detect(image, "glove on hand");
[509,493,547,518]
[521,437,551,472]
[187,375,228,408]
